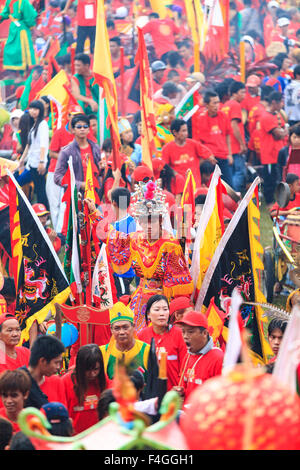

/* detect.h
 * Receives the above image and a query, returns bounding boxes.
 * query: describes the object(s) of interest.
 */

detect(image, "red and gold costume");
[90,211,193,331]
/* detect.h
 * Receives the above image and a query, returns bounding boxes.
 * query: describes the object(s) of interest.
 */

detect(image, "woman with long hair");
[62,344,107,435]
[138,294,187,390]
[16,100,49,208]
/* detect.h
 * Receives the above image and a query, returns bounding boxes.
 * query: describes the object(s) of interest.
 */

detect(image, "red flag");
[135,27,157,171]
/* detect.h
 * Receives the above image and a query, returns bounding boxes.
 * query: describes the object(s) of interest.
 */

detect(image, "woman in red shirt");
[138,295,187,391]
[62,344,107,435]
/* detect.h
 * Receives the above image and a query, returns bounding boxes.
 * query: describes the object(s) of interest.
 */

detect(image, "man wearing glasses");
[54,113,101,194]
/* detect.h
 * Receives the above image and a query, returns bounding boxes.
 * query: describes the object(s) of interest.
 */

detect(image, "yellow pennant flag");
[36,70,70,130]
[84,157,100,205]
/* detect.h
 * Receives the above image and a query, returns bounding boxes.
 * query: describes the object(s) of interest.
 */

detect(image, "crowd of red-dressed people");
[0,0,300,450]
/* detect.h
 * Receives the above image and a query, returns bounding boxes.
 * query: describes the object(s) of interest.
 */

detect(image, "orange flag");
[135,27,157,171]
[84,156,100,205]
[181,169,196,222]
[93,0,121,170]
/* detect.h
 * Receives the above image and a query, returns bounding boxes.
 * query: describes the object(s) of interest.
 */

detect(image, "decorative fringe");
[163,281,194,301]
[19,286,71,345]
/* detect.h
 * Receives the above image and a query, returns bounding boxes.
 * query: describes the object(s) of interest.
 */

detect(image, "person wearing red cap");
[132,165,154,185]
[241,74,261,114]
[0,314,30,375]
[32,203,61,254]
[169,296,194,324]
[138,294,187,390]
[173,311,224,402]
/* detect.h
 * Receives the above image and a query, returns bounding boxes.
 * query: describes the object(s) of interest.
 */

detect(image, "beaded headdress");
[131,179,168,218]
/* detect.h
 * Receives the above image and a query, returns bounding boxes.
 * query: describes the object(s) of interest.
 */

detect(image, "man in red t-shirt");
[259,91,289,205]
[197,90,233,186]
[221,80,247,193]
[142,13,180,61]
[0,314,30,375]
[0,369,31,434]
[109,36,132,78]
[173,311,224,403]
[241,74,261,114]
[62,0,97,53]
[162,119,216,188]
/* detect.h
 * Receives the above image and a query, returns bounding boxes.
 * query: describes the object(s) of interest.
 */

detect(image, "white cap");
[268,1,279,9]
[277,17,290,27]
[115,6,128,19]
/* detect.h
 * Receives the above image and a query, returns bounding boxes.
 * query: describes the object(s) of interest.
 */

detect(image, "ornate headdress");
[131,179,168,218]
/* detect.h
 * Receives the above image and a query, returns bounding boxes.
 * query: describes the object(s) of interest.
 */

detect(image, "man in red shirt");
[109,36,132,78]
[0,314,30,375]
[259,90,289,205]
[0,369,31,434]
[142,12,180,61]
[221,80,247,193]
[151,60,167,94]
[173,311,224,403]
[177,39,194,72]
[62,0,97,53]
[162,118,216,188]
[197,90,233,186]
[241,74,261,114]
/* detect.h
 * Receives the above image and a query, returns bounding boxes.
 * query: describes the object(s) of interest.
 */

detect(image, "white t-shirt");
[26,120,49,169]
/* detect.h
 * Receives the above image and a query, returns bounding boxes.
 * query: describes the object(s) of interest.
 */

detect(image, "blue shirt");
[112,214,136,278]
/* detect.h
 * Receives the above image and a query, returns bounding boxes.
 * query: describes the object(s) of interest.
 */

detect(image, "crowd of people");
[0,0,299,451]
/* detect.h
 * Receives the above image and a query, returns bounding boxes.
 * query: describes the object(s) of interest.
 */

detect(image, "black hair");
[296,28,300,36]
[71,113,90,128]
[111,187,131,209]
[177,39,192,49]
[229,80,246,95]
[289,123,300,137]
[9,432,35,450]
[130,369,145,392]
[274,52,288,70]
[29,335,65,367]
[106,19,115,29]
[286,173,300,185]
[203,89,219,104]
[97,389,116,421]
[200,160,215,176]
[71,344,106,406]
[167,69,180,80]
[74,53,90,65]
[145,294,169,324]
[162,81,178,96]
[195,194,207,205]
[267,318,288,337]
[266,90,283,104]
[294,64,300,78]
[0,417,13,450]
[170,118,186,134]
[166,51,183,68]
[260,85,274,102]
[149,12,160,19]
[48,419,73,437]
[216,78,235,102]
[110,36,121,46]
[56,53,71,66]
[28,100,45,139]
[18,112,32,152]
[40,95,50,105]
[159,163,175,193]
[102,137,112,153]
[87,113,97,121]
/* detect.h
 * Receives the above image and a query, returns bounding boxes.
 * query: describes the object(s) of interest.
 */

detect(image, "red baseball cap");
[68,104,83,115]
[0,313,17,326]
[132,165,153,182]
[169,296,192,315]
[175,310,208,329]
[32,203,49,216]
[246,74,261,87]
[152,158,165,178]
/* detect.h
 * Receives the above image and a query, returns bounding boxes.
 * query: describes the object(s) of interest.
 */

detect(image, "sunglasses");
[74,124,89,129]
